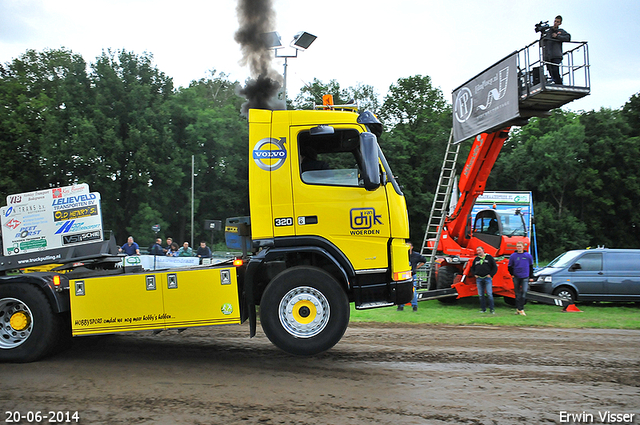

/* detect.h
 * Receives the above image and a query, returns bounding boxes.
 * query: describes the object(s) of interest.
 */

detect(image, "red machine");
[419,36,591,307]
[428,129,529,299]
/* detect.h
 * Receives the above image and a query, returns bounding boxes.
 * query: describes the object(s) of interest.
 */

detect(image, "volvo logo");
[252,137,287,171]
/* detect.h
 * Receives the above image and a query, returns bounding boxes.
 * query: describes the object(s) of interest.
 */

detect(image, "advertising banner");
[1,184,103,256]
[453,53,520,144]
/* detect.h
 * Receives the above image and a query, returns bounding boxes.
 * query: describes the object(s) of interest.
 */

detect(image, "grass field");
[350,296,640,329]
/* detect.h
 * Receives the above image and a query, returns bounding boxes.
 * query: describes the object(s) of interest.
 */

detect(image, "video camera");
[534,20,550,33]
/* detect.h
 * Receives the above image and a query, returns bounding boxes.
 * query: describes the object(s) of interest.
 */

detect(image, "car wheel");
[553,287,576,303]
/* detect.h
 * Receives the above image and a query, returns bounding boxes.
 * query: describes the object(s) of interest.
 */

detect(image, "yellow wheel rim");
[291,299,317,324]
[10,311,30,331]
[279,286,330,338]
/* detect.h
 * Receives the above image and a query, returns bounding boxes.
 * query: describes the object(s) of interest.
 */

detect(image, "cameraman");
[541,15,571,84]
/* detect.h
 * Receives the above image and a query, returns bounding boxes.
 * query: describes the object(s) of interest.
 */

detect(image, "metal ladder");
[419,130,460,289]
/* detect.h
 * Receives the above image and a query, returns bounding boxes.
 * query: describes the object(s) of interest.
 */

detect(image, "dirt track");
[1,322,639,424]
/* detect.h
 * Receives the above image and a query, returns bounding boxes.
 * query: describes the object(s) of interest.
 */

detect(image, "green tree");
[579,107,640,248]
[168,72,249,246]
[0,48,93,197]
[88,49,175,242]
[378,75,452,243]
[622,91,640,136]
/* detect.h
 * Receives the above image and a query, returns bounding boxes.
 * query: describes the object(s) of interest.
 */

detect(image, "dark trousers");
[547,58,563,84]
[513,277,529,310]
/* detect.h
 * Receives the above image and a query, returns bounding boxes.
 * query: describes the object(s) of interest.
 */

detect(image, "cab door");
[290,126,390,271]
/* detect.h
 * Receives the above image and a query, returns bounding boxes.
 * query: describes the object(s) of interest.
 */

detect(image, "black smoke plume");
[235,0,285,115]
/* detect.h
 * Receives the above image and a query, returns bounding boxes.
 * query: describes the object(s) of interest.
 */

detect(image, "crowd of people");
[119,236,212,259]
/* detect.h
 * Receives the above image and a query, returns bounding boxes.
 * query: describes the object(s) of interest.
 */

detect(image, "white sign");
[1,184,104,256]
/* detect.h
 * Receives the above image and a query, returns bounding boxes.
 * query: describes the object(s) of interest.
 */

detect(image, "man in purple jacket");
[508,241,534,316]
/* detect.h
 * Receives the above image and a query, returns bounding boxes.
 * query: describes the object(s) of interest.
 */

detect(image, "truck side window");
[299,129,364,187]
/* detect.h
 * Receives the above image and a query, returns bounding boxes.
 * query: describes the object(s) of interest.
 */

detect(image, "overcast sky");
[1,0,639,112]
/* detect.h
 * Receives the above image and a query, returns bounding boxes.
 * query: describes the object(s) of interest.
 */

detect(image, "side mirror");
[569,263,582,271]
[360,132,381,191]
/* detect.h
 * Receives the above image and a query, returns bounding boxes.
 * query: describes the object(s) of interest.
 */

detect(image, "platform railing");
[517,39,590,98]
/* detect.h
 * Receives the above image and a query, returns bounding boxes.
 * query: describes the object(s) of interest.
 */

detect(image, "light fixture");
[261,31,282,49]
[291,31,317,50]
[262,31,317,110]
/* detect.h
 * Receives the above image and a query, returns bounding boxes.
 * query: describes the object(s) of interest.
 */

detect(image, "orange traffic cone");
[562,304,582,312]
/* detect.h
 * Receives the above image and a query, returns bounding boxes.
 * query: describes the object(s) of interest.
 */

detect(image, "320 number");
[274,217,293,227]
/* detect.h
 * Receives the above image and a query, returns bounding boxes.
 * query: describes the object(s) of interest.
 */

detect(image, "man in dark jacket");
[469,246,498,313]
[149,238,164,256]
[542,15,571,84]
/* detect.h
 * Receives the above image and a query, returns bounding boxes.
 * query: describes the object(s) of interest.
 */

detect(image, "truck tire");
[260,266,349,356]
[503,296,516,306]
[0,284,63,363]
[436,265,458,304]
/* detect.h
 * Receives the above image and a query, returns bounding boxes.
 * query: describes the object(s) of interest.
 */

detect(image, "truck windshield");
[497,210,526,237]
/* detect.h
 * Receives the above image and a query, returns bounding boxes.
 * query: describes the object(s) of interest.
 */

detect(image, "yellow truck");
[0,105,413,362]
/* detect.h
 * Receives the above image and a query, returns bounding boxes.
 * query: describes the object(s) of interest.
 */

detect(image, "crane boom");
[445,129,510,244]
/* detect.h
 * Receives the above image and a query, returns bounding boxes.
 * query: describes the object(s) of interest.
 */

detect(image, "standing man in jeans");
[470,246,498,314]
[508,241,535,316]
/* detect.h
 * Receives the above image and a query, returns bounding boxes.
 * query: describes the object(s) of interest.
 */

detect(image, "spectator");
[469,246,498,314]
[508,241,535,316]
[166,242,180,257]
[177,242,194,257]
[149,237,164,256]
[164,237,173,255]
[196,241,212,259]
[119,236,140,256]
[397,242,426,312]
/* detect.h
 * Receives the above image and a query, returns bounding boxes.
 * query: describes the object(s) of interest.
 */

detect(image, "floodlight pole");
[268,31,316,110]
[275,50,298,110]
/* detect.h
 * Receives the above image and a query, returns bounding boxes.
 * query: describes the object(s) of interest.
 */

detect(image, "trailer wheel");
[436,265,458,304]
[260,266,349,356]
[0,284,62,363]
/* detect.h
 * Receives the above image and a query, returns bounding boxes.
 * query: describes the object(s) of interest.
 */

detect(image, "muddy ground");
[1,322,639,425]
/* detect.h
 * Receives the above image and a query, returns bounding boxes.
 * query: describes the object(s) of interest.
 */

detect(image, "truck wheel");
[0,284,62,363]
[503,296,516,306]
[260,266,349,356]
[436,265,458,304]
[436,265,455,289]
